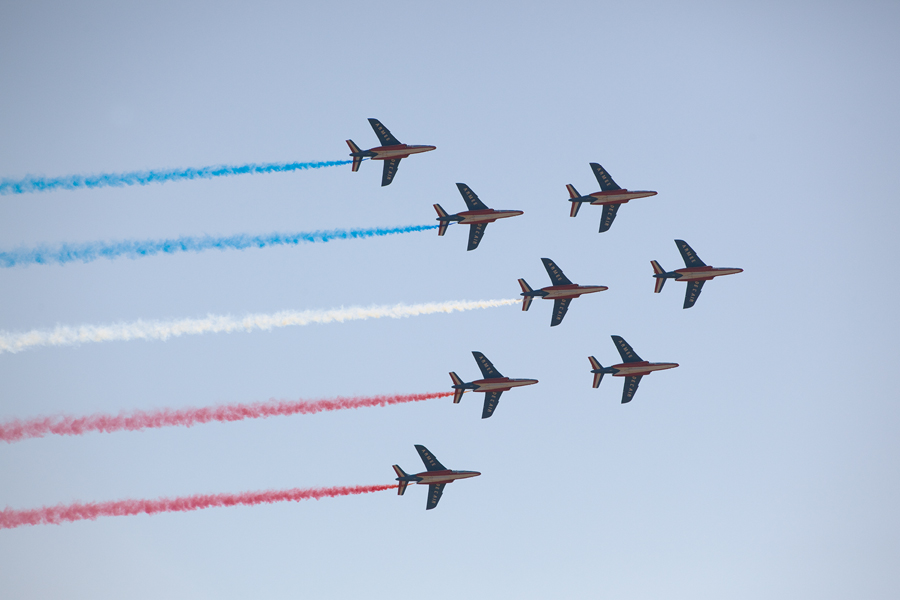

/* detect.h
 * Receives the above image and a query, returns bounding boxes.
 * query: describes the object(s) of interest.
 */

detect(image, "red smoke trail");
[0,484,397,530]
[0,392,454,443]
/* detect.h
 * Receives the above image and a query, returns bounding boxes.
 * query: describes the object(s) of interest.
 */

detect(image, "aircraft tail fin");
[449,372,465,403]
[589,356,604,388]
[346,140,363,172]
[392,465,409,495]
[567,185,582,218]
[651,261,666,293]
[518,279,534,311]
[433,204,450,236]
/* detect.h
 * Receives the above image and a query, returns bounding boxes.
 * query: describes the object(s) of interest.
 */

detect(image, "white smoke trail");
[0,299,520,354]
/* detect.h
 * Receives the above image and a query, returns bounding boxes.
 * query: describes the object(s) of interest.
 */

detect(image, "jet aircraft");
[651,239,743,308]
[518,258,608,326]
[392,444,481,510]
[434,183,524,251]
[566,163,657,232]
[346,118,436,186]
[449,351,538,418]
[589,335,679,403]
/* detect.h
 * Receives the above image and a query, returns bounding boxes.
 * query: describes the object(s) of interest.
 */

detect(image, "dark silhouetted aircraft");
[651,239,743,308]
[566,163,657,232]
[433,183,524,251]
[589,336,679,403]
[392,445,481,510]
[346,118,435,186]
[449,351,538,419]
[519,258,608,326]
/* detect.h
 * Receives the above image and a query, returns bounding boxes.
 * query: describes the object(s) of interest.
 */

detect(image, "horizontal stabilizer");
[566,184,581,199]
[521,295,533,312]
[346,139,361,154]
[589,356,604,388]
[397,480,409,495]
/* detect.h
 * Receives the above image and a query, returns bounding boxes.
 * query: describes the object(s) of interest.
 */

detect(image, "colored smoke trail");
[0,159,351,195]
[0,484,397,529]
[0,298,520,354]
[0,224,439,268]
[0,392,454,443]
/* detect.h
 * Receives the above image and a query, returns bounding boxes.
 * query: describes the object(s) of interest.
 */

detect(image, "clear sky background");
[1,1,898,598]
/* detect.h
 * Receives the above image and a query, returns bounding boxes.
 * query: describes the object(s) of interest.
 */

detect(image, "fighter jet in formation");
[651,239,743,308]
[434,183,524,251]
[393,444,481,510]
[519,258,608,326]
[449,352,538,419]
[589,336,679,403]
[346,118,436,186]
[566,163,658,232]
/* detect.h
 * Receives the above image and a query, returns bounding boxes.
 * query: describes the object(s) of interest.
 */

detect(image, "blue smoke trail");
[0,224,440,268]
[0,160,352,195]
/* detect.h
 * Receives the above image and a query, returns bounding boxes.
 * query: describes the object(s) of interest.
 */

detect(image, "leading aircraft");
[392,444,481,510]
[589,336,679,403]
[518,258,608,326]
[434,183,524,250]
[566,163,657,232]
[651,239,743,308]
[346,118,436,186]
[449,351,538,418]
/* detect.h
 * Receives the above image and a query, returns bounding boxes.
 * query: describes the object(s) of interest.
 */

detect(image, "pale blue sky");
[1,1,899,598]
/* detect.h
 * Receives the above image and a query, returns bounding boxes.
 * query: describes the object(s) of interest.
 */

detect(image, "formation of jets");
[345,119,742,509]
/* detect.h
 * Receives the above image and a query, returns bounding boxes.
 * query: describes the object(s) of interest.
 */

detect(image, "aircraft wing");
[456,183,489,210]
[611,335,643,363]
[472,351,503,379]
[426,483,446,510]
[381,159,401,186]
[683,280,705,309]
[467,223,488,251]
[541,258,573,285]
[368,118,401,146]
[550,298,571,327]
[598,203,620,233]
[414,445,448,471]
[675,239,706,267]
[622,375,642,403]
[482,391,503,419]
[590,163,621,192]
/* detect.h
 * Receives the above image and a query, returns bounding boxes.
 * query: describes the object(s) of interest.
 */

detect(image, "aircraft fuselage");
[588,189,657,205]
[354,144,436,161]
[667,266,744,282]
[410,470,481,486]
[452,209,523,225]
[539,284,609,299]
[465,377,539,393]
[605,361,679,377]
